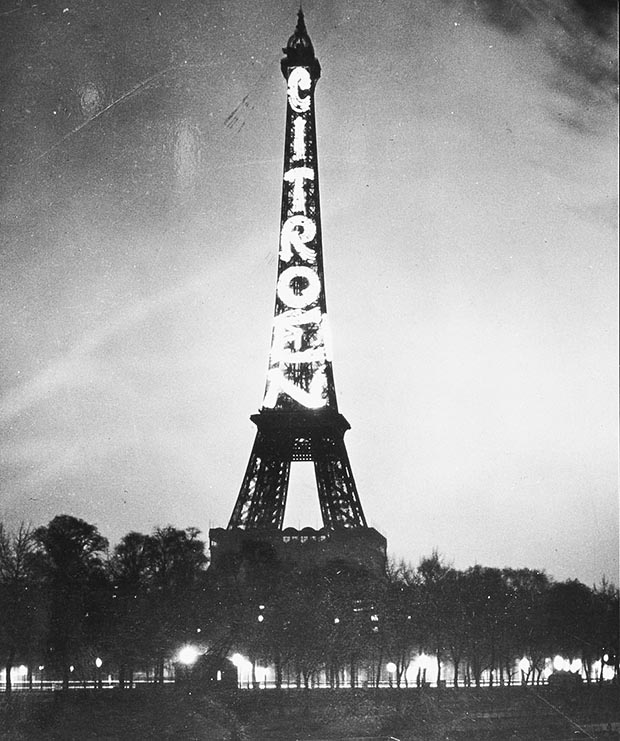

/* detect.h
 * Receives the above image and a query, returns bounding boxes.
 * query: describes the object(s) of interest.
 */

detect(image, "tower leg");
[313,433,367,528]
[228,432,290,529]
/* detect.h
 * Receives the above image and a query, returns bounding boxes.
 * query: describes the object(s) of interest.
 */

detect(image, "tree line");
[0,515,617,693]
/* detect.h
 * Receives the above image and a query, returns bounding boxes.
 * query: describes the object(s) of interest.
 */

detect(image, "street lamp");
[553,655,566,672]
[177,645,200,666]
[95,657,103,689]
[176,645,201,685]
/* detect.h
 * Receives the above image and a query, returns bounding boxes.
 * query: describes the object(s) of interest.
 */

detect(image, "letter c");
[287,68,311,113]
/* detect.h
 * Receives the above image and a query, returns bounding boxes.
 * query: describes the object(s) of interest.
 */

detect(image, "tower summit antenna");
[281,7,320,78]
[209,12,386,577]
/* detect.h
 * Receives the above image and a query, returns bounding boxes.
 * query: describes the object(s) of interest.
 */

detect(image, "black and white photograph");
[1,0,618,737]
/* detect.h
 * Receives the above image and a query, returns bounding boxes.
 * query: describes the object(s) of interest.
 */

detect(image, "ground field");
[0,685,618,740]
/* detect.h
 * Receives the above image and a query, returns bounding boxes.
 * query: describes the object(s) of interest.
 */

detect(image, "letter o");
[277,266,321,309]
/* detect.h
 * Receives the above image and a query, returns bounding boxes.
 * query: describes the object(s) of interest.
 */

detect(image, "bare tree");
[0,523,46,693]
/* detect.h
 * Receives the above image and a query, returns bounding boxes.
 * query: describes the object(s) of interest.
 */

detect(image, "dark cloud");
[471,0,618,111]
[472,0,537,34]
[573,0,618,37]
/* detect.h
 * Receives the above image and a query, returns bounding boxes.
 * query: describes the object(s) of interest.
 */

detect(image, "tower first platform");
[209,12,386,579]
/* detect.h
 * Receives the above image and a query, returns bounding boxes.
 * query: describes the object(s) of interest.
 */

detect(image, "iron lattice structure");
[227,12,368,532]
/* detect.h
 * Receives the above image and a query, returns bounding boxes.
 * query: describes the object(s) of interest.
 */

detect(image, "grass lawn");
[0,684,618,740]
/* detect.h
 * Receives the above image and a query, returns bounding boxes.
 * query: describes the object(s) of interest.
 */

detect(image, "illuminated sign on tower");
[264,27,333,412]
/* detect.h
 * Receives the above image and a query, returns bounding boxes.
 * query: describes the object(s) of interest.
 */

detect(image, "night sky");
[1,0,617,586]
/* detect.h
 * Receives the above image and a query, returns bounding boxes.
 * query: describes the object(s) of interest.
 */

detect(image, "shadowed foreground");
[0,685,618,740]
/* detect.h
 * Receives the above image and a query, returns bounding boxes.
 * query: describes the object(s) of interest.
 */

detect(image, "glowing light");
[280,214,316,263]
[277,265,321,309]
[334,617,340,624]
[417,654,434,671]
[270,308,326,364]
[602,663,615,680]
[287,67,311,113]
[177,645,200,666]
[256,666,268,682]
[293,117,306,160]
[264,364,327,410]
[386,662,397,674]
[69,665,75,673]
[95,657,102,669]
[263,59,330,413]
[518,657,530,673]
[284,166,314,213]
[231,653,252,670]
[279,307,322,342]
[257,614,264,622]
[552,655,564,672]
[570,659,582,673]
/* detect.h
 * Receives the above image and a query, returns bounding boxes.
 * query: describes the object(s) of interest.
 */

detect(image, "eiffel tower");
[209,11,386,577]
